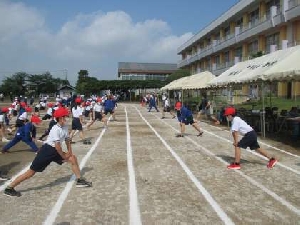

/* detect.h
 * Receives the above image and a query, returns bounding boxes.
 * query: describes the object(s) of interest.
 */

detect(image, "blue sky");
[1,0,239,84]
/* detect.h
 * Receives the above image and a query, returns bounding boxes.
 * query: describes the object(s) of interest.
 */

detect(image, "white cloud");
[0,1,193,85]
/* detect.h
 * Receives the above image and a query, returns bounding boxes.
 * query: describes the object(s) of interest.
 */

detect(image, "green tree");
[0,72,28,96]
[76,70,90,94]
[164,69,190,84]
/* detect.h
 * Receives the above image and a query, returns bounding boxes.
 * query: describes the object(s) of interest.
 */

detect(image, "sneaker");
[76,178,92,187]
[0,174,10,181]
[2,138,9,142]
[227,162,241,170]
[175,134,184,137]
[161,117,165,119]
[267,158,277,169]
[197,132,203,137]
[4,187,21,197]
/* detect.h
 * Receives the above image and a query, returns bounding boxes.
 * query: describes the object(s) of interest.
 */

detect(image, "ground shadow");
[20,167,93,192]
[0,162,20,175]
[216,154,265,166]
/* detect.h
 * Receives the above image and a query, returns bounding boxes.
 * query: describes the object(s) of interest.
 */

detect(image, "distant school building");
[117,62,177,81]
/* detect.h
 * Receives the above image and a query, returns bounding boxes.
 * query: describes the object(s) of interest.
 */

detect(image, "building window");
[266,0,281,17]
[265,32,279,53]
[249,8,259,26]
[236,17,243,29]
[235,47,243,58]
[248,40,259,55]
[224,51,230,63]
[224,26,230,39]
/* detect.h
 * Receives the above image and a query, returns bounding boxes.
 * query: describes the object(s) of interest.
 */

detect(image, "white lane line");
[43,121,109,225]
[203,122,300,159]
[134,106,235,225]
[125,107,142,225]
[0,164,31,191]
[149,112,300,216]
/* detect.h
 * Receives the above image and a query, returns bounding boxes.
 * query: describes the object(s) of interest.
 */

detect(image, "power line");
[0,69,67,74]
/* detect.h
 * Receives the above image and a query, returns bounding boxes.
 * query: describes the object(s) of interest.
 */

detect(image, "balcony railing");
[288,0,300,9]
[177,4,299,69]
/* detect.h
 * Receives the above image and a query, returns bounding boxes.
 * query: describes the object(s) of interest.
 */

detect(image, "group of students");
[1,93,278,197]
[160,96,278,170]
[1,94,119,197]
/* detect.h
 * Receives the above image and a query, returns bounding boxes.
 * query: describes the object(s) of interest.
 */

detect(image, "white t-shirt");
[44,124,69,148]
[46,108,53,116]
[72,106,83,118]
[93,104,103,112]
[164,99,170,107]
[0,115,4,123]
[231,116,253,135]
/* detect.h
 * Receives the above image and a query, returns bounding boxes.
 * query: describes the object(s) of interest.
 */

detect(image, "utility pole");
[64,69,68,81]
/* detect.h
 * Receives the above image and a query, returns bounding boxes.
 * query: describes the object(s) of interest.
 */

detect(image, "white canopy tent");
[208,45,300,86]
[182,71,216,90]
[161,71,215,91]
[208,45,300,137]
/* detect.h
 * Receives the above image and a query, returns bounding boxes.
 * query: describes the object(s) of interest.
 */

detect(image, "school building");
[118,62,177,81]
[177,0,300,98]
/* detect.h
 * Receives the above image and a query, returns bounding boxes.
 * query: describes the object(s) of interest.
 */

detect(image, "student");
[148,95,159,112]
[0,107,9,142]
[69,98,85,142]
[42,103,54,120]
[176,103,203,137]
[104,95,117,121]
[1,115,41,153]
[87,98,107,129]
[224,107,277,170]
[197,95,220,125]
[161,96,176,119]
[3,107,92,197]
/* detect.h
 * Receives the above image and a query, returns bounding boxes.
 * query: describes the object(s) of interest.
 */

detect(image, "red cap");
[25,107,32,112]
[31,115,42,124]
[75,97,82,103]
[47,102,54,108]
[1,107,9,113]
[224,107,236,116]
[20,102,26,107]
[85,101,91,106]
[53,107,69,118]
[174,101,182,110]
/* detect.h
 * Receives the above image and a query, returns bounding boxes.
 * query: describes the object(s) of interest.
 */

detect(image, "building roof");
[58,85,75,91]
[118,62,177,74]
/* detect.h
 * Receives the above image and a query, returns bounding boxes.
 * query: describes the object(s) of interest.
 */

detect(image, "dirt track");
[0,103,299,224]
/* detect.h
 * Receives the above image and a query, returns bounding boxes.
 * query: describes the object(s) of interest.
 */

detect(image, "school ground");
[0,103,299,225]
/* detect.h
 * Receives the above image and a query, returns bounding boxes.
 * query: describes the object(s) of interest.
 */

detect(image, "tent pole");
[294,80,297,103]
[261,82,266,138]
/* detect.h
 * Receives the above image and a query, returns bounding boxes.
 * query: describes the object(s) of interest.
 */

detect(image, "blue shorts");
[30,144,64,172]
[238,130,260,150]
[104,109,114,115]
[72,117,82,130]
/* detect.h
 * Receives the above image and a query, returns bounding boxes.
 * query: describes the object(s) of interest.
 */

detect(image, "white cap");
[18,112,28,120]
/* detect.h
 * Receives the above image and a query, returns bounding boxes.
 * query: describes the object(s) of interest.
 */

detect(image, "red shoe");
[267,158,277,169]
[227,163,241,170]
